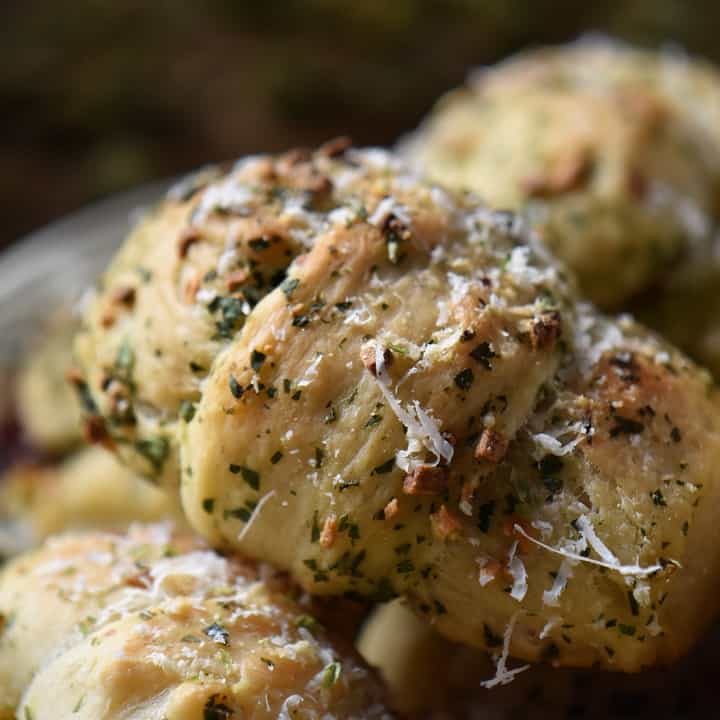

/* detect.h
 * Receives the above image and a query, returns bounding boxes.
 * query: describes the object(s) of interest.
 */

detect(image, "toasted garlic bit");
[522,145,594,198]
[475,428,509,463]
[110,285,136,307]
[319,135,353,158]
[431,505,463,540]
[320,514,338,549]
[530,311,562,351]
[177,227,201,258]
[383,498,399,520]
[360,340,393,376]
[403,465,448,496]
[82,415,113,450]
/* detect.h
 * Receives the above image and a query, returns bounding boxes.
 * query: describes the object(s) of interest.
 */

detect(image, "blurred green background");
[1,0,717,248]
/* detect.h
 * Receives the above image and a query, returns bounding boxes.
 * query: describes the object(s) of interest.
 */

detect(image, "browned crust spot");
[402,465,448,496]
[318,136,353,158]
[65,366,85,387]
[319,514,338,549]
[183,271,201,303]
[275,148,333,196]
[110,285,136,308]
[430,504,462,540]
[178,228,202,258]
[83,415,114,450]
[100,311,116,328]
[460,479,476,508]
[383,497,399,520]
[226,271,250,292]
[474,428,508,463]
[530,311,562,351]
[522,146,593,198]
[360,341,393,376]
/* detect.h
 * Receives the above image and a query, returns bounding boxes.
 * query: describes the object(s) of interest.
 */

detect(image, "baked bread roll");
[0,524,393,718]
[75,145,720,671]
[359,600,720,719]
[403,40,720,373]
[15,310,83,453]
[1,446,180,548]
[634,261,720,379]
[358,600,490,715]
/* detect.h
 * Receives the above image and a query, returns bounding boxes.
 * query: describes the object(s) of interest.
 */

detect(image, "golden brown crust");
[0,525,393,718]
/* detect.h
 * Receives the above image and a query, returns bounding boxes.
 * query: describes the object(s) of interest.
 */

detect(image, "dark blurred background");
[2,0,718,249]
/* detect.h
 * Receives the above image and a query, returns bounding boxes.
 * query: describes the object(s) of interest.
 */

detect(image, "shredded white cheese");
[297,353,324,388]
[646,613,663,637]
[328,205,357,227]
[507,541,528,602]
[278,694,304,720]
[630,579,651,608]
[238,491,277,543]
[413,401,454,461]
[572,304,628,373]
[192,176,254,225]
[513,523,665,578]
[216,244,239,276]
[530,520,553,538]
[356,147,399,172]
[459,498,474,516]
[575,515,620,565]
[477,556,496,587]
[149,551,230,600]
[543,559,574,606]
[505,246,557,288]
[372,342,453,471]
[539,616,560,640]
[532,421,589,457]
[481,612,530,688]
[195,287,218,305]
[368,195,411,228]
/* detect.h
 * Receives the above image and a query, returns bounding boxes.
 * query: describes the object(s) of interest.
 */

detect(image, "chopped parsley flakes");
[229,464,260,490]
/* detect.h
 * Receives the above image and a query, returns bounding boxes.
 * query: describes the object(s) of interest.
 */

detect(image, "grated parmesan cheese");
[572,304,627,373]
[216,242,239,275]
[531,421,589,457]
[372,342,454,471]
[149,551,230,600]
[530,520,553,538]
[513,522,665,577]
[543,559,574,606]
[575,515,620,565]
[297,353,324,388]
[238,491,277,543]
[646,613,663,637]
[368,195,411,228]
[539,616,560,640]
[505,246,557,288]
[477,556,496,587]
[195,287,218,305]
[507,541,528,602]
[481,612,530,688]
[192,176,254,225]
[328,205,357,227]
[278,694,304,720]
